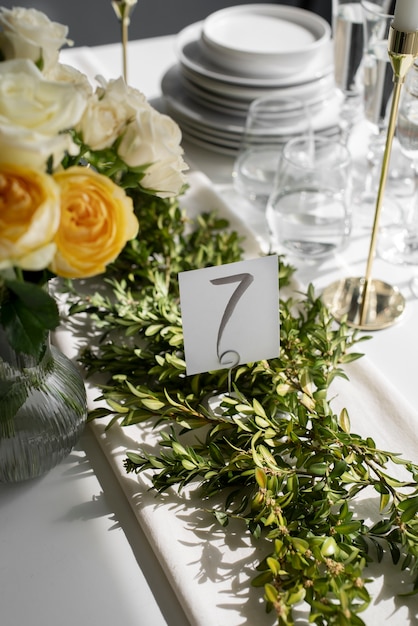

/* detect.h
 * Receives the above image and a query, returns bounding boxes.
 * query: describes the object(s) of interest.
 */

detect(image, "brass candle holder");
[111,0,138,82]
[322,25,418,331]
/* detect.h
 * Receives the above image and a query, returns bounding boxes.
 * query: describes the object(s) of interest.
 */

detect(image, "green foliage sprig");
[68,189,418,626]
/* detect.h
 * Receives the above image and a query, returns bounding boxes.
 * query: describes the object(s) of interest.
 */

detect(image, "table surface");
[2,34,418,626]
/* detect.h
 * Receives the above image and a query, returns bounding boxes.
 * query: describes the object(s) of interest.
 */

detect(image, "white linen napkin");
[55,172,418,625]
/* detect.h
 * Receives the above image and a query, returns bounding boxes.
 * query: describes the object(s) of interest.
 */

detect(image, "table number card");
[179,255,279,376]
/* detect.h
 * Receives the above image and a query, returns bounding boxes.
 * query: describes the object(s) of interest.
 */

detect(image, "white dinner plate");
[176,21,333,89]
[180,60,335,102]
[163,95,341,156]
[180,63,336,105]
[161,66,341,136]
[167,66,249,116]
[179,124,242,155]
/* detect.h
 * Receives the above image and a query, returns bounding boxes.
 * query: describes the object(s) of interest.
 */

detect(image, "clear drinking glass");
[332,0,365,141]
[232,95,310,211]
[266,135,352,261]
[378,60,418,265]
[362,0,396,159]
[350,0,405,227]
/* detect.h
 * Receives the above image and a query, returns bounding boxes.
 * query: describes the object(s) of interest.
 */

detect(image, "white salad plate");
[200,4,331,77]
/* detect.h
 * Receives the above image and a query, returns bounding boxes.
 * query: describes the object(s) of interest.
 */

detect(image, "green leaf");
[251,571,273,587]
[400,500,418,523]
[335,521,362,535]
[266,556,281,576]
[321,537,338,557]
[1,280,59,356]
[264,583,278,604]
[339,408,351,433]
[255,467,267,489]
[214,510,229,527]
[0,379,27,414]
[141,397,166,411]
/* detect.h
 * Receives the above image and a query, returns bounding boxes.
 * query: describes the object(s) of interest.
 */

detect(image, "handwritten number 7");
[210,272,254,365]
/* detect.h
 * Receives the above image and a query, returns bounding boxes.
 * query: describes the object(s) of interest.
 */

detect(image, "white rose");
[0,7,72,72]
[44,62,93,100]
[77,76,147,150]
[0,59,87,136]
[0,124,77,170]
[117,108,188,197]
[141,156,189,198]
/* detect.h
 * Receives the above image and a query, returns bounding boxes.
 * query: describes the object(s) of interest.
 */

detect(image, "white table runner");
[56,172,418,626]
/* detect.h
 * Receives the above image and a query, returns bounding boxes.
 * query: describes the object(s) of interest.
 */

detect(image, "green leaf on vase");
[0,280,59,357]
[0,380,28,437]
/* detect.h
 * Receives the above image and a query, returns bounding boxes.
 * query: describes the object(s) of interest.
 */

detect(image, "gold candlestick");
[111,0,138,82]
[322,25,418,331]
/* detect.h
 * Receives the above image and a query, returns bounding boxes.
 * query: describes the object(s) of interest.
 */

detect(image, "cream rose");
[0,59,87,137]
[51,167,139,279]
[0,164,60,270]
[117,107,188,197]
[76,76,147,150]
[44,62,93,99]
[0,124,78,170]
[0,7,71,72]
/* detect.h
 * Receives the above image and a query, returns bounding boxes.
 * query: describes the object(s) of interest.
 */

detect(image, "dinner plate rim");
[176,21,333,89]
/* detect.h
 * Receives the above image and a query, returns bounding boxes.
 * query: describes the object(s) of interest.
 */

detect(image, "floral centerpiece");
[0,5,188,482]
[0,5,188,358]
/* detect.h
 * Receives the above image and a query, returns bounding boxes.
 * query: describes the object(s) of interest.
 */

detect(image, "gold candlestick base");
[321,277,405,331]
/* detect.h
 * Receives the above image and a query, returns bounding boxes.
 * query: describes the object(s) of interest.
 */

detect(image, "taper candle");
[393,0,418,32]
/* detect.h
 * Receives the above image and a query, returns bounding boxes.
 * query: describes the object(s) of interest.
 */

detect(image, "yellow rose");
[51,166,139,279]
[0,163,60,270]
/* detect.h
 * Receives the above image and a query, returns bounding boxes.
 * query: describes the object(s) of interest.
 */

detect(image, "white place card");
[179,255,279,376]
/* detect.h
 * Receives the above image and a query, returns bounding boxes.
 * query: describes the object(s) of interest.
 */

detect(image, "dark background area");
[0,1,332,47]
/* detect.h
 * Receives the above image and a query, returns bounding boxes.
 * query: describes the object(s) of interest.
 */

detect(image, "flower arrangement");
[0,6,188,358]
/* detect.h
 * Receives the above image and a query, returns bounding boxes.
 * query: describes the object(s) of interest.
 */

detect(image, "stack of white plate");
[161,4,342,155]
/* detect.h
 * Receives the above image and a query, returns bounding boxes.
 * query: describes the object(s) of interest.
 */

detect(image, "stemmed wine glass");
[378,60,418,265]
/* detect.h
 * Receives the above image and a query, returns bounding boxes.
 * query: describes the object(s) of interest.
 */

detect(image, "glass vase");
[0,327,87,483]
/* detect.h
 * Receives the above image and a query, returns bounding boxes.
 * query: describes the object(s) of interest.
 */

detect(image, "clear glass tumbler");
[332,0,365,141]
[266,135,352,261]
[232,95,310,211]
[378,59,418,265]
